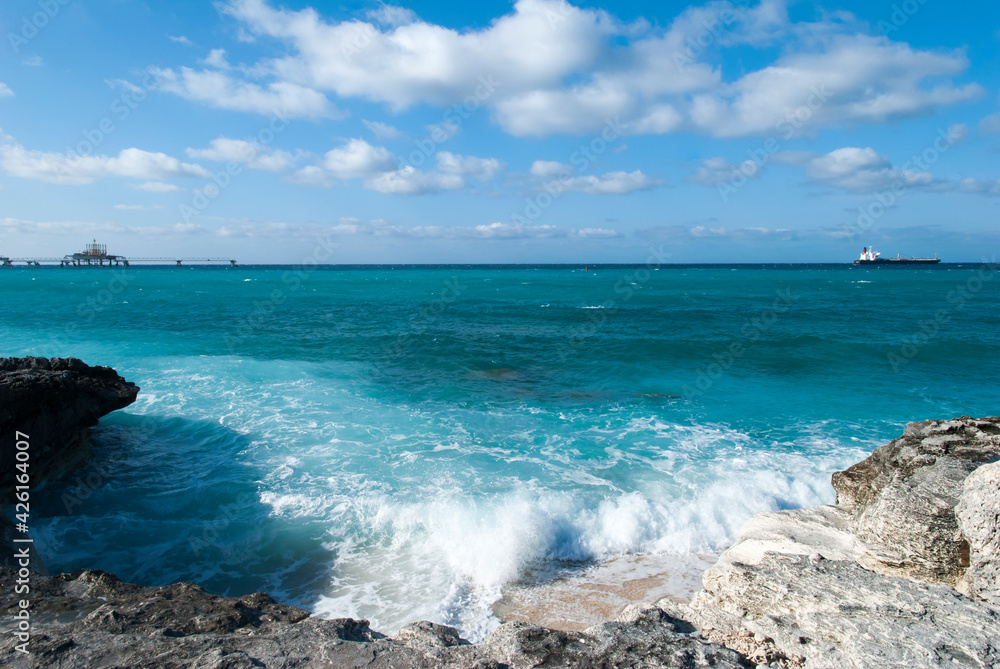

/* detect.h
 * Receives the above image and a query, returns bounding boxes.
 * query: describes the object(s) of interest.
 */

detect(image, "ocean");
[3,263,999,640]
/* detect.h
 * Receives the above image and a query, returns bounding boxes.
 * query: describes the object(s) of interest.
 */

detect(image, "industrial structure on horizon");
[1,241,236,267]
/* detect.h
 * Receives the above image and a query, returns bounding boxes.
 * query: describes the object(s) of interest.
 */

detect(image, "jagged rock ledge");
[0,357,139,497]
[0,568,745,668]
[1,360,998,668]
[1,357,139,574]
[683,415,1000,668]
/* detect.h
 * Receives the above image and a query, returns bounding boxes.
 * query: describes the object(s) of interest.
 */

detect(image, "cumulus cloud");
[436,152,504,180]
[958,178,1000,196]
[560,169,660,194]
[530,160,570,178]
[363,120,404,139]
[223,0,613,108]
[0,82,13,97]
[979,113,1000,134]
[150,66,340,118]
[169,35,194,45]
[365,4,418,27]
[202,49,231,70]
[791,146,936,193]
[321,138,397,179]
[364,166,464,195]
[529,159,660,194]
[182,0,981,138]
[290,140,502,193]
[289,165,337,188]
[0,134,210,185]
[186,136,298,171]
[688,156,765,186]
[689,35,983,137]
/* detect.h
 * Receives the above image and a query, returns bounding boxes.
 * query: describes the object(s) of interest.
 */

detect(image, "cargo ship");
[854,247,940,265]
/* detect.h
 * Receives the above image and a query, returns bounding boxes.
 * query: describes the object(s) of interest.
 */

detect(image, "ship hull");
[854,258,941,265]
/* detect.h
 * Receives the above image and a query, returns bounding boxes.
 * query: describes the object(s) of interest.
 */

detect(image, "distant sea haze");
[5,263,998,641]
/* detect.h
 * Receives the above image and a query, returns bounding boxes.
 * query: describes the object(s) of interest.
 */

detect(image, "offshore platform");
[1,241,237,267]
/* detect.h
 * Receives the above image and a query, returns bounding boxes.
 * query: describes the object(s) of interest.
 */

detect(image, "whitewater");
[3,263,998,641]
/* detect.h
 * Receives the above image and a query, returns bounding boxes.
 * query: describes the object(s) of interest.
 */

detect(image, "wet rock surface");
[0,357,139,496]
[3,377,1000,669]
[0,569,744,668]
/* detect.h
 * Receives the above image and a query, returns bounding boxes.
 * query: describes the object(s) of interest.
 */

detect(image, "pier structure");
[1,241,236,267]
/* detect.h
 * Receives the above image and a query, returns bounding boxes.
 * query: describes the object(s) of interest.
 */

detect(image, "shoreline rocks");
[1,357,139,576]
[0,357,139,497]
[0,568,746,668]
[1,361,998,668]
[684,416,1000,668]
[830,416,1000,586]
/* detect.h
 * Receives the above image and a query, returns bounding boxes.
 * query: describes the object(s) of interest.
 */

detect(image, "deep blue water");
[2,263,998,639]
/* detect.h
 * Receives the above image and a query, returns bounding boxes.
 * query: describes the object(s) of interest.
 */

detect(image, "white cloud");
[150,66,340,119]
[688,156,765,186]
[366,5,418,27]
[203,49,231,69]
[224,0,613,109]
[558,169,661,194]
[0,217,206,238]
[204,0,979,138]
[495,82,632,137]
[0,135,210,185]
[322,138,397,179]
[945,123,968,144]
[979,113,1000,134]
[293,143,500,193]
[21,56,42,67]
[436,152,504,180]
[364,166,464,195]
[530,160,571,178]
[186,136,297,171]
[958,178,1000,196]
[426,121,460,142]
[796,147,935,193]
[690,35,983,137]
[169,35,194,45]
[363,120,404,139]
[133,181,181,192]
[636,224,795,241]
[528,159,659,194]
[690,225,793,239]
[326,217,618,239]
[0,83,12,98]
[289,165,337,188]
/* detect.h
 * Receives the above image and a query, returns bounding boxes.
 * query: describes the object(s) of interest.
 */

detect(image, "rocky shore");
[2,358,998,668]
[0,357,139,499]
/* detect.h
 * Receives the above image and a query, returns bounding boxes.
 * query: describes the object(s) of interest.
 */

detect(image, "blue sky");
[0,0,997,263]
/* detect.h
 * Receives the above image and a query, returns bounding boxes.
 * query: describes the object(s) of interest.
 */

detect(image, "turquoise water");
[3,263,999,639]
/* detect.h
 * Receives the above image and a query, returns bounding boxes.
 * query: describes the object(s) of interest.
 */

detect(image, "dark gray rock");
[0,357,139,496]
[0,569,745,668]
